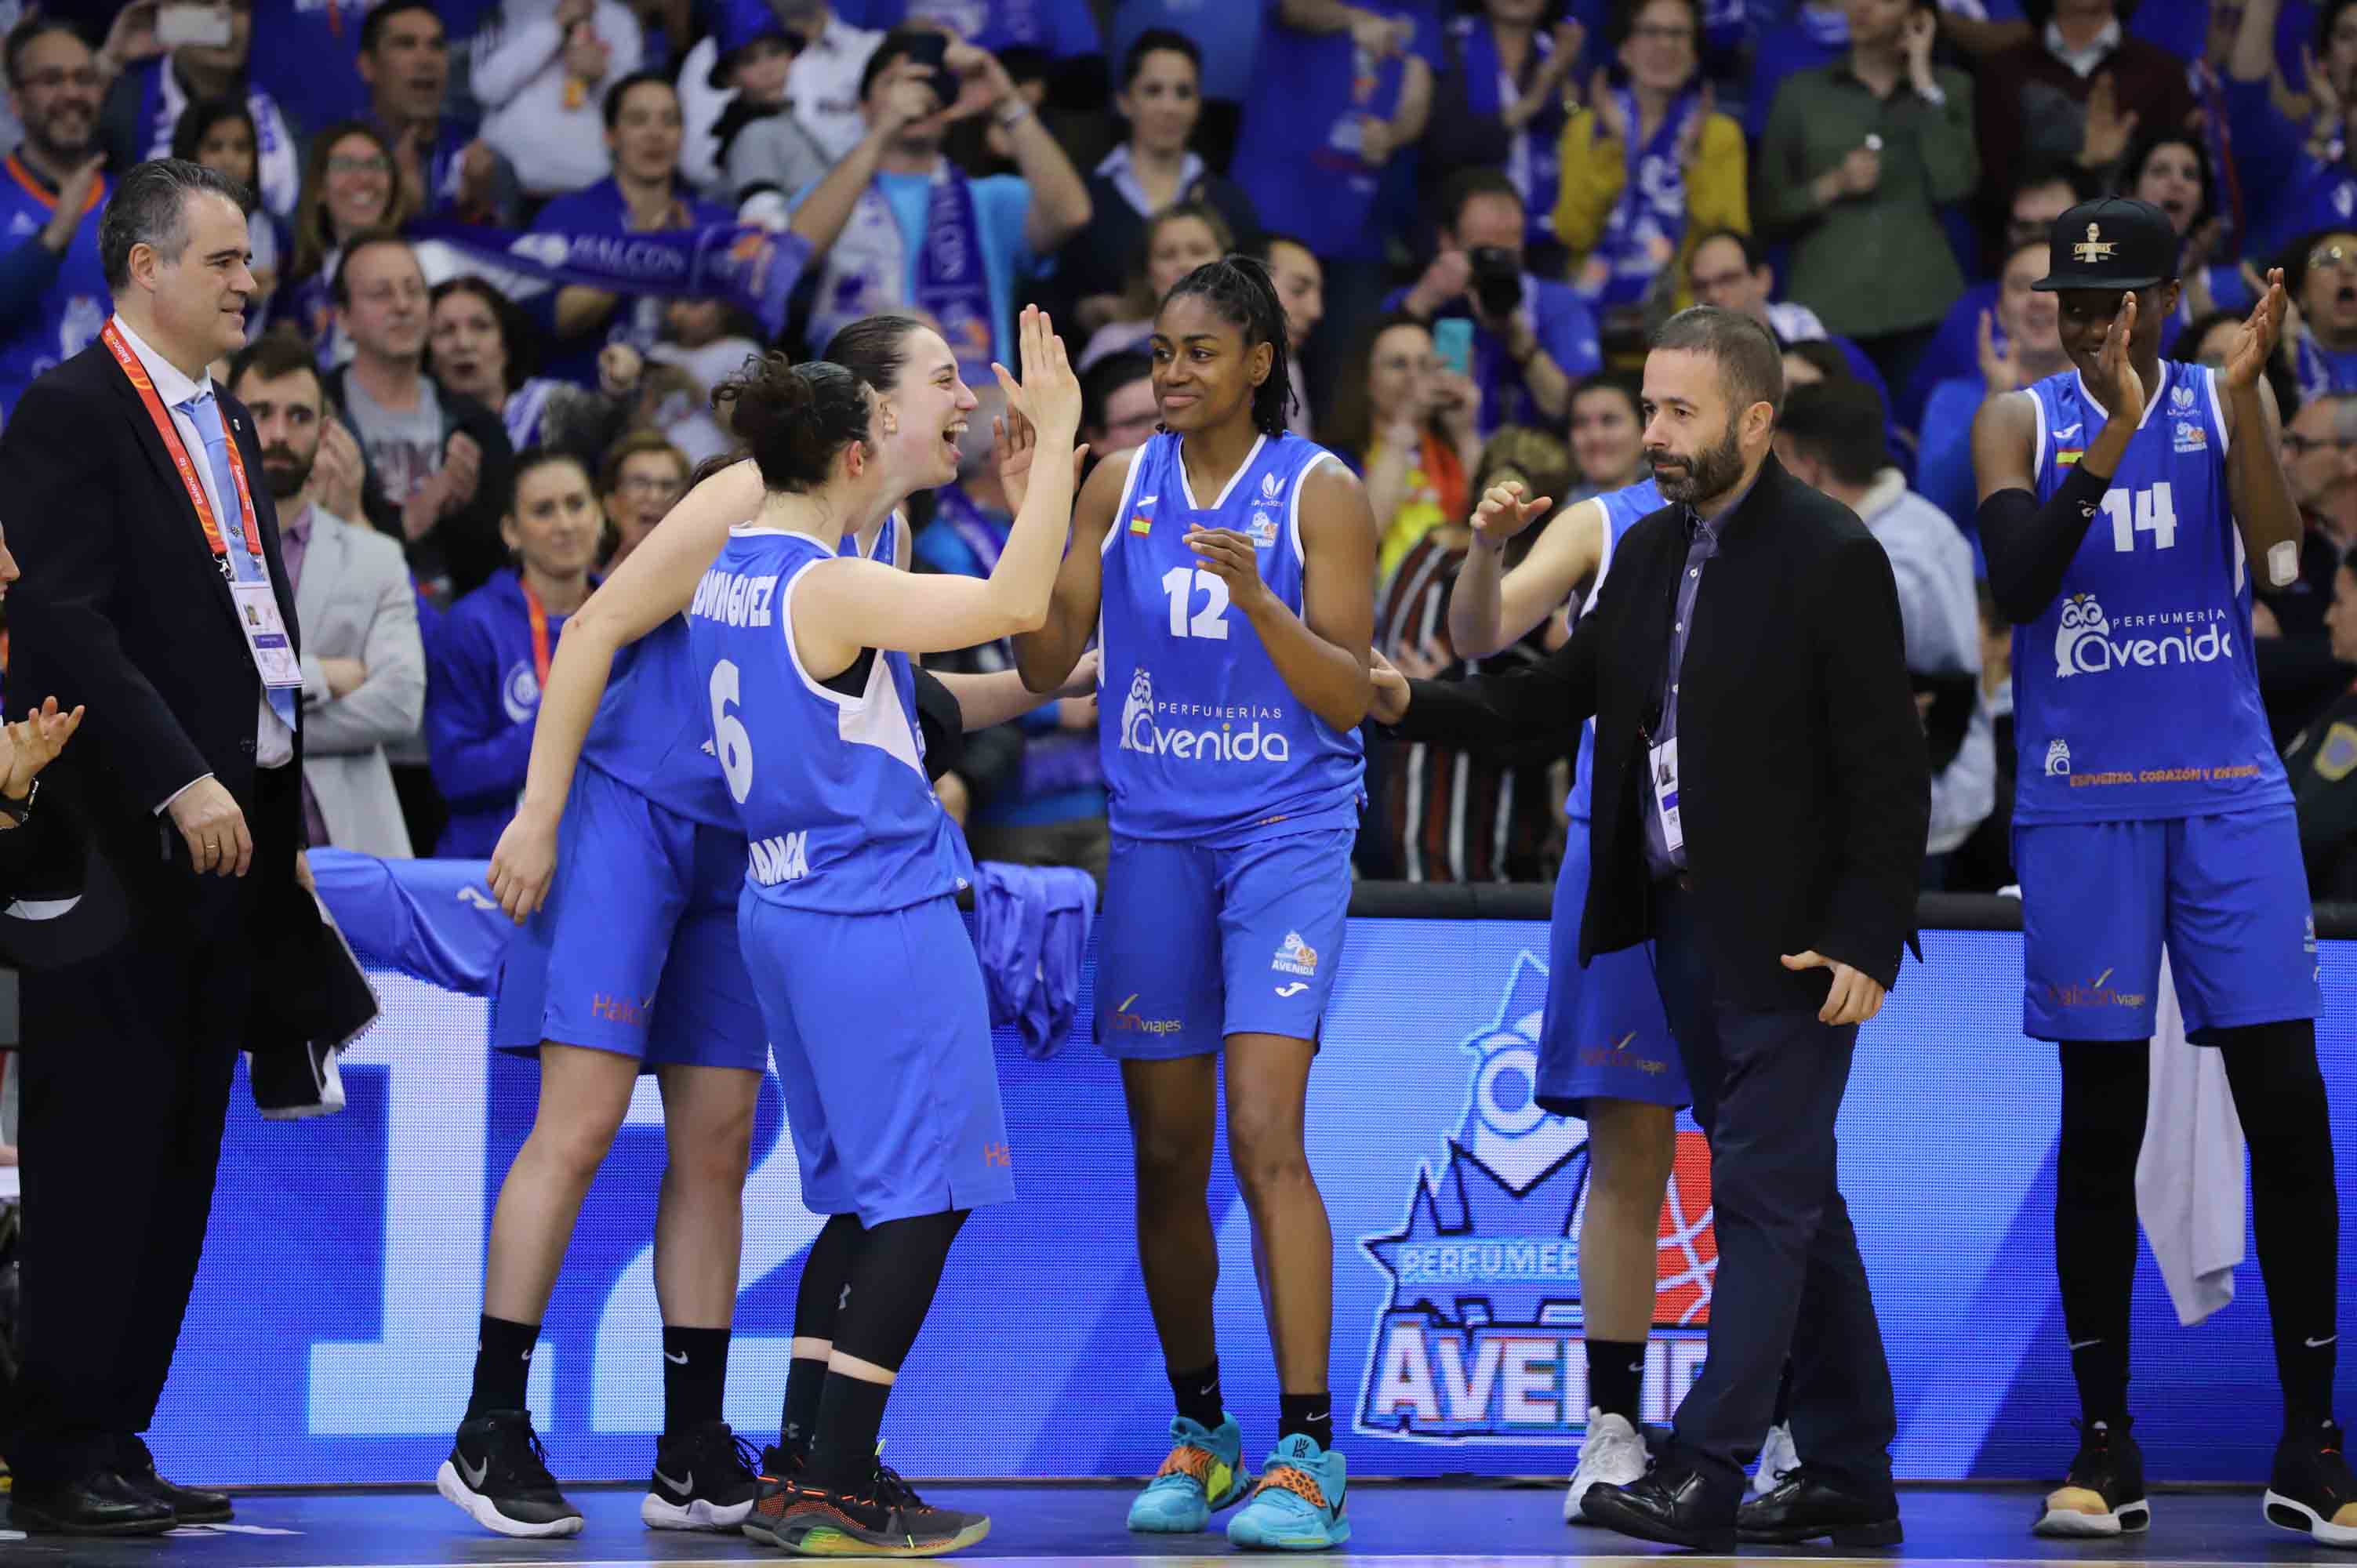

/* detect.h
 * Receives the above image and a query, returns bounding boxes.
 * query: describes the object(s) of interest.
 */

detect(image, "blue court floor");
[0,1483,2348,1566]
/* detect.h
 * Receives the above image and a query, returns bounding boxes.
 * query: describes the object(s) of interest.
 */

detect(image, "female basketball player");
[1443,472,1753,1515]
[443,317,1077,1541]
[685,310,1083,1558]
[1013,257,1377,1552]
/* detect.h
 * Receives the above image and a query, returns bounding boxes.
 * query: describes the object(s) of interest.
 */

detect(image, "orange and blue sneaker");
[1127,1414,1249,1532]
[1226,1433,1349,1551]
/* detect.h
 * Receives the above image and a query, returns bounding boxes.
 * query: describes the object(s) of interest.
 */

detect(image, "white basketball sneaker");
[1564,1409,1648,1523]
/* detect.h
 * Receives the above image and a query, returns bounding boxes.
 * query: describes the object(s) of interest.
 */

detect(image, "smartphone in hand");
[1433,317,1473,379]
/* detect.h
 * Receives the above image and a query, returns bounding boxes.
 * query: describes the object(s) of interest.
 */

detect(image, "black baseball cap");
[2034,197,2180,293]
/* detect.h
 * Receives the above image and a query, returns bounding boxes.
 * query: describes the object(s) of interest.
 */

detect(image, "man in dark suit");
[1370,305,1930,1552]
[0,158,310,1535]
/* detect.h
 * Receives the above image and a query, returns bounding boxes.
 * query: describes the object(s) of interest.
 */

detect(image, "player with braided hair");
[1015,254,1376,1551]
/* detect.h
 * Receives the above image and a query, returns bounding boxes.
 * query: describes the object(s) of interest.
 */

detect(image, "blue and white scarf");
[1456,16,1562,249]
[503,377,564,452]
[411,218,815,342]
[1584,86,1700,309]
[811,163,996,384]
[1800,5,1850,47]
[137,62,299,219]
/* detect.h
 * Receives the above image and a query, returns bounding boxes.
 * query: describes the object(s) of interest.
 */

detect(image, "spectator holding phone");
[1330,312,1483,584]
[792,26,1091,387]
[98,0,298,223]
[1389,168,1600,434]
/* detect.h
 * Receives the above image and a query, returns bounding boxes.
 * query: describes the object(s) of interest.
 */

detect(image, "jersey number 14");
[2101,481,2177,553]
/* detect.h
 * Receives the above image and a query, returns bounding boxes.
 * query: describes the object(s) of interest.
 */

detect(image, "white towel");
[2135,949,2247,1326]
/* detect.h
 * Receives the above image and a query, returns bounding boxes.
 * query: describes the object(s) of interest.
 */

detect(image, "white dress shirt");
[112,314,296,808]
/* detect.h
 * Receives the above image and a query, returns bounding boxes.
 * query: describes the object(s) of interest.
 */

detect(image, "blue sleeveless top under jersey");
[1567,477,1665,822]
[583,514,901,833]
[1098,431,1367,846]
[685,525,971,915]
[2013,361,2289,824]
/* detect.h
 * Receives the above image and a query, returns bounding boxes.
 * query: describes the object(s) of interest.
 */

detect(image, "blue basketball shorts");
[1537,822,1690,1115]
[2015,804,2319,1043]
[1095,827,1354,1059]
[492,760,768,1073]
[737,891,1015,1225]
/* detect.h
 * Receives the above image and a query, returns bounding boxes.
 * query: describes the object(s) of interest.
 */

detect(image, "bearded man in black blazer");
[1371,306,1930,1552]
[0,158,318,1536]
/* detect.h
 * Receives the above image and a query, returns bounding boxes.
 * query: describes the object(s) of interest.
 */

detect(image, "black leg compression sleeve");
[781,1213,865,1454]
[2217,1020,2341,1430]
[793,1212,864,1340]
[2055,1043,2148,1425]
[830,1209,971,1374]
[808,1210,972,1493]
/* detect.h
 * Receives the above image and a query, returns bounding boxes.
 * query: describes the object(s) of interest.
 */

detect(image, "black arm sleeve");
[1977,462,2112,625]
[910,665,966,784]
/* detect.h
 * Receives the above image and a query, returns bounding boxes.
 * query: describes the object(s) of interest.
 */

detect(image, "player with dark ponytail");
[1013,260,1378,1550]
[448,312,1088,1546]
[690,307,1084,1559]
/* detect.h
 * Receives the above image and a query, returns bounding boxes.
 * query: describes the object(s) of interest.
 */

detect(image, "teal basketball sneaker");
[1226,1434,1349,1551]
[1128,1414,1250,1532]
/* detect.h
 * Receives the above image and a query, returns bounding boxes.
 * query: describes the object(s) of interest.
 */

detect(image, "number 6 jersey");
[1098,431,1366,846]
[2013,359,2290,824]
[685,524,973,914]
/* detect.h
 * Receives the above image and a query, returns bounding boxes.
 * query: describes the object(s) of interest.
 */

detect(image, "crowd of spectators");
[6,0,2357,895]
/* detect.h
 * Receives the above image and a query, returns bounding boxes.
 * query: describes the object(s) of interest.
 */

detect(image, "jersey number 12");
[710,659,754,803]
[1160,567,1232,640]
[2101,481,2177,554]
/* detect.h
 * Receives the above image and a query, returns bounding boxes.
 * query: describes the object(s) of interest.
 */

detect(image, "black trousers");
[7,902,248,1485]
[1650,880,1897,1515]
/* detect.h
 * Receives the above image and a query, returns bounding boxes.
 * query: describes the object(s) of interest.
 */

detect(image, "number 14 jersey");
[2014,359,2289,824]
[1099,431,1366,847]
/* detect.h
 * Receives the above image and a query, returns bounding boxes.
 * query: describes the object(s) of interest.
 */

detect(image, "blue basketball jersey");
[1567,477,1665,822]
[685,524,971,914]
[583,513,904,831]
[2013,361,2290,823]
[1098,431,1367,846]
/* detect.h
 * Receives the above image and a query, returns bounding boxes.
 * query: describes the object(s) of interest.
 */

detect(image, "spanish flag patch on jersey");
[1129,514,1152,535]
[2057,448,2084,467]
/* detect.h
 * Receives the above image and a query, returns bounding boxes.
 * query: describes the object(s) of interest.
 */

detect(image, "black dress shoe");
[1739,1467,1903,1545]
[1582,1465,1738,1552]
[118,1434,232,1524]
[9,1468,176,1535]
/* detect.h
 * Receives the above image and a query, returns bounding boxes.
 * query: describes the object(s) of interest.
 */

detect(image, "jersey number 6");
[710,659,754,803]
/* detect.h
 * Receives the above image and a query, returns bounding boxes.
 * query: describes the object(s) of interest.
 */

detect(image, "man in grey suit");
[229,330,423,858]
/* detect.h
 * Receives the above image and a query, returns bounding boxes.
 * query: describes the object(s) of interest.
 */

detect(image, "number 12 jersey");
[1098,431,1366,847]
[2014,359,2289,824]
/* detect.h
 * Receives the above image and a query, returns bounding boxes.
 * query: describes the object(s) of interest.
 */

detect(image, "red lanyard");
[101,320,263,567]
[521,578,553,688]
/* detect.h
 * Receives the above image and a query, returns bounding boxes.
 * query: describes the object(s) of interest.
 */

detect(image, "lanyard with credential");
[101,319,265,574]
[520,578,554,688]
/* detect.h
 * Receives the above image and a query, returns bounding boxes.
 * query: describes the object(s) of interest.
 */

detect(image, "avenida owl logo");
[1356,952,1717,1443]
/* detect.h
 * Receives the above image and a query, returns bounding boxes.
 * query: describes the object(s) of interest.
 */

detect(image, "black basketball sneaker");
[2033,1417,2149,1537]
[2264,1418,2357,1548]
[743,1461,990,1556]
[641,1420,763,1531]
[437,1410,583,1539]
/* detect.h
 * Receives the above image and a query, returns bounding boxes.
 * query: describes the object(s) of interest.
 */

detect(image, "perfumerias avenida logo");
[1356,952,1718,1443]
